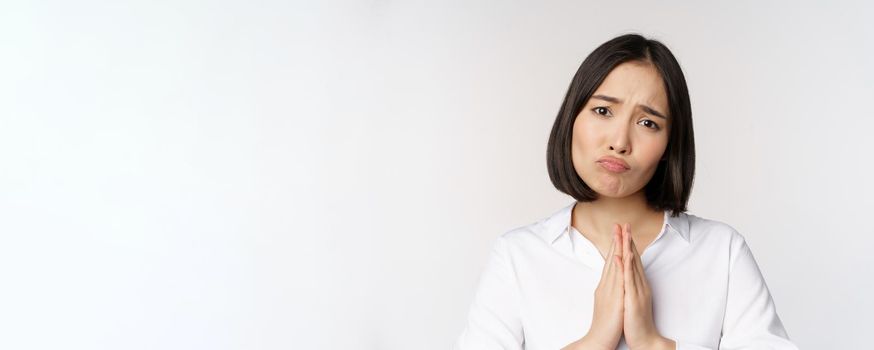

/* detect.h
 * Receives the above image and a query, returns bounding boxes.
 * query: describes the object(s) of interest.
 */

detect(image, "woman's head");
[546,33,695,217]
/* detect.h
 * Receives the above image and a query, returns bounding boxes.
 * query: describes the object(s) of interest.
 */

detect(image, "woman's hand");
[620,223,675,350]
[577,224,627,350]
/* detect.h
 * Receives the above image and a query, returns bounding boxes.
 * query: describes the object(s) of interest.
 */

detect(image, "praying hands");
[563,223,676,350]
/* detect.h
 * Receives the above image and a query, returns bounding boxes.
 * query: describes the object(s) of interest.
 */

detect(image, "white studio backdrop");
[1,0,872,349]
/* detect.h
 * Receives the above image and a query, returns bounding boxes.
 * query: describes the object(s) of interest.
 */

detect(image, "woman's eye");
[639,119,660,130]
[592,107,610,116]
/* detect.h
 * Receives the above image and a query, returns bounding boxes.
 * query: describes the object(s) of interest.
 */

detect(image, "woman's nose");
[609,144,629,154]
[609,125,631,154]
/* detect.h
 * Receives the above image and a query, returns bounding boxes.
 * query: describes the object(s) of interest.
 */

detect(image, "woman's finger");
[611,225,623,284]
[623,224,631,263]
[603,224,620,272]
[610,224,623,269]
[631,238,644,273]
[623,224,636,291]
[613,223,622,258]
[629,238,647,294]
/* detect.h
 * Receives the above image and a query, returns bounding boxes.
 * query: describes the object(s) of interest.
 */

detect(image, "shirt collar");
[537,200,691,245]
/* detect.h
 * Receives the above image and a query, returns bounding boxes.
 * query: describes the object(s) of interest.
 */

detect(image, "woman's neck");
[571,191,662,242]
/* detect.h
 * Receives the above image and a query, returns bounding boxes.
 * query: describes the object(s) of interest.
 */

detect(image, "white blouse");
[453,201,798,350]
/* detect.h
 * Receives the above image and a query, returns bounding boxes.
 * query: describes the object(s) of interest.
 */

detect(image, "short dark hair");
[546,33,695,217]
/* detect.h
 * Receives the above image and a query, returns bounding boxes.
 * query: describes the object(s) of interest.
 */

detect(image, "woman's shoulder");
[682,212,749,248]
[496,202,577,245]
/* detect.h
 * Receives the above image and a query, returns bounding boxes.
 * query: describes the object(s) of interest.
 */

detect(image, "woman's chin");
[591,179,633,198]
[593,175,623,196]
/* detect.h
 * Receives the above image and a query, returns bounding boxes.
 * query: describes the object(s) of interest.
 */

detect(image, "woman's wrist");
[643,335,676,350]
[563,333,674,350]
[566,334,615,350]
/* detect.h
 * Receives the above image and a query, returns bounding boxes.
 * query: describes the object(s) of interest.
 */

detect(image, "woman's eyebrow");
[591,94,668,120]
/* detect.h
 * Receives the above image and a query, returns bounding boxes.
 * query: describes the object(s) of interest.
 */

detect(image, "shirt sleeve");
[677,235,799,350]
[452,236,525,350]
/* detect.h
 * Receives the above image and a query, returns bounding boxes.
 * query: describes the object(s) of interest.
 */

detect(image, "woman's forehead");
[593,62,669,110]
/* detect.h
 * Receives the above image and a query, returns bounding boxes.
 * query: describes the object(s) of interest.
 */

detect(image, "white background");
[1,1,871,349]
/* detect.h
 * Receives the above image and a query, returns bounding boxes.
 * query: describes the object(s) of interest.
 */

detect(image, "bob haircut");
[546,33,695,217]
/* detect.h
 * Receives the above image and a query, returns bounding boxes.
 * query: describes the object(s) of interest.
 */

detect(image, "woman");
[453,34,798,350]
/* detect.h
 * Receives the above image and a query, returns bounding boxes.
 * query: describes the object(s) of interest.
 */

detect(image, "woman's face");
[571,61,671,198]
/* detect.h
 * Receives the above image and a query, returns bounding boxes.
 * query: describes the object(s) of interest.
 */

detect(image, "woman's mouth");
[597,158,630,173]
